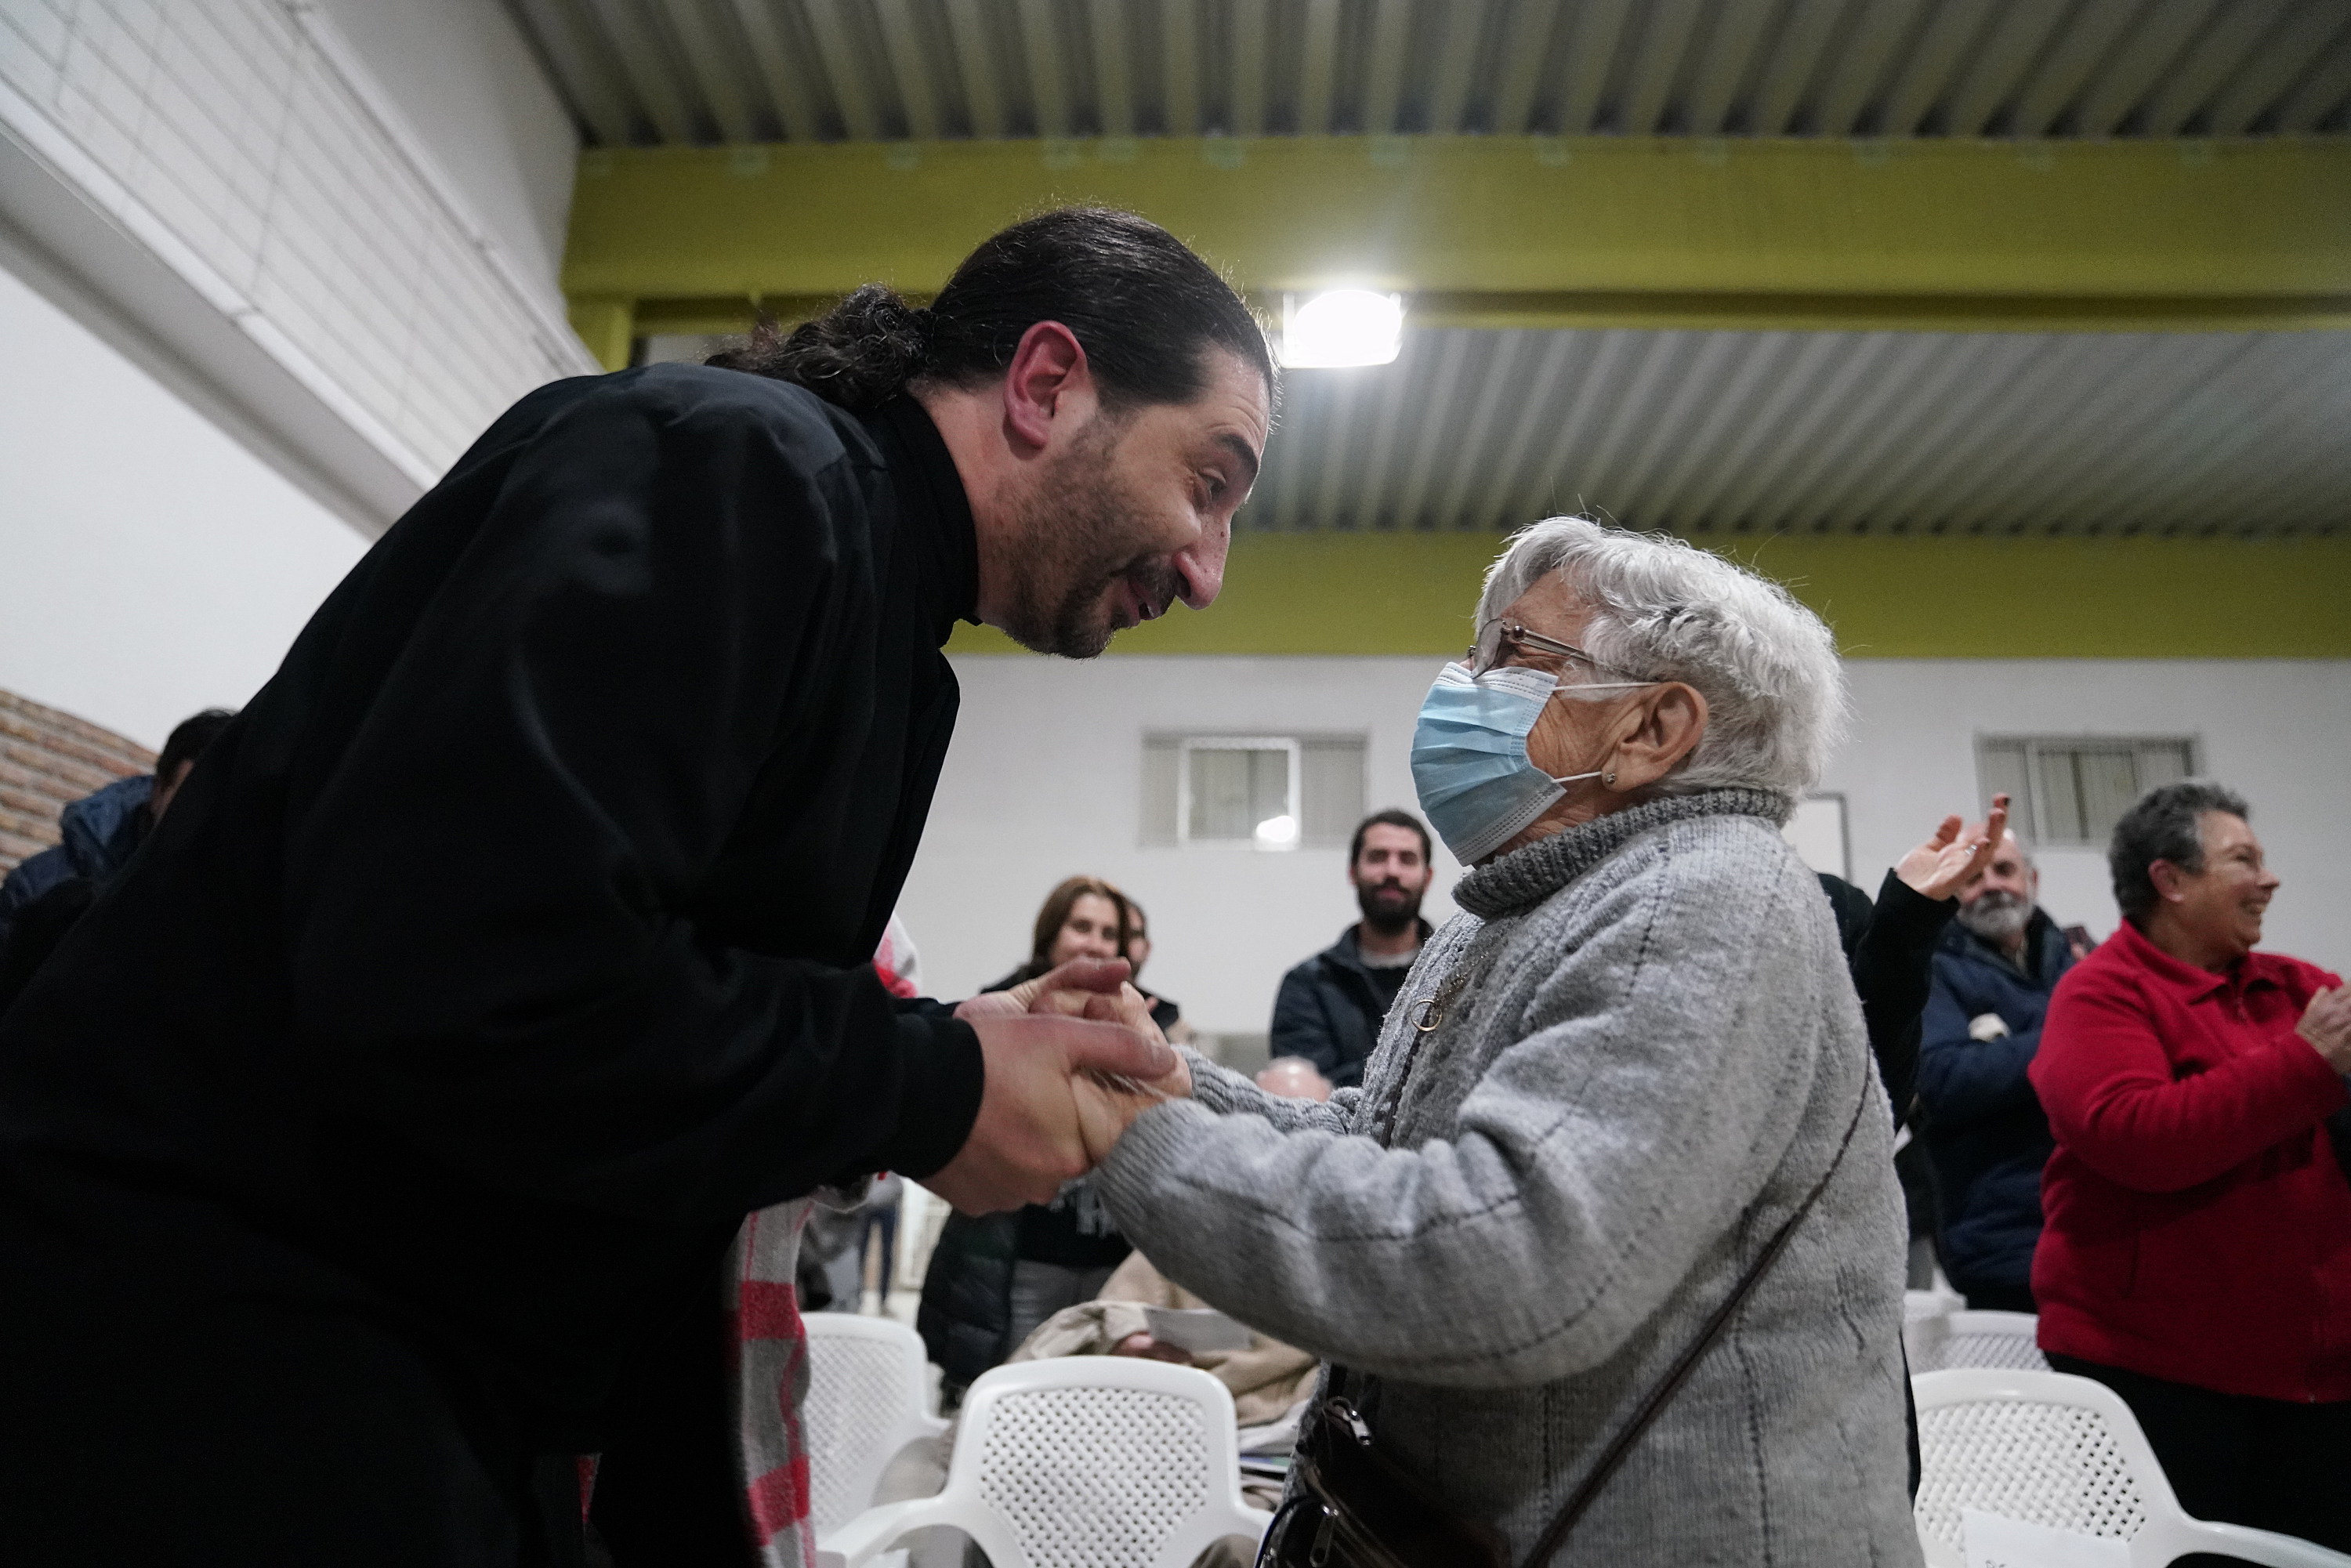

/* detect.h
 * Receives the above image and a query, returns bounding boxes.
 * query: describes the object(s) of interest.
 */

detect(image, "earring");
[1603,770,1617,788]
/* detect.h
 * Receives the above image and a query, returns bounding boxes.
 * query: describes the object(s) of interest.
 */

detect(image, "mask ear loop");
[1541,679,1656,789]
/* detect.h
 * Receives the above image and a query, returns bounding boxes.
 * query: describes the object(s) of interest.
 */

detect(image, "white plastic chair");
[1907,1309,2050,1374]
[1912,1369,2351,1567]
[1906,1288,1960,1324]
[817,1356,1275,1568]
[1904,1291,1956,1368]
[799,1314,950,1539]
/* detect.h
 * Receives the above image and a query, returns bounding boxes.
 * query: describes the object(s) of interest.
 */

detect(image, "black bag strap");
[1523,1067,1876,1566]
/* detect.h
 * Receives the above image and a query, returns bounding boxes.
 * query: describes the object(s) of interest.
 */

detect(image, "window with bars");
[1978,737,2197,849]
[1141,735,1366,849]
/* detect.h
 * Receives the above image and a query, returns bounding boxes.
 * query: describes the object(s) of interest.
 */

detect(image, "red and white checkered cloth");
[731,1200,819,1567]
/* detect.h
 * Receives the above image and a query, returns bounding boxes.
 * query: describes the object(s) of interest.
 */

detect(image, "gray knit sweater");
[1096,791,1922,1566]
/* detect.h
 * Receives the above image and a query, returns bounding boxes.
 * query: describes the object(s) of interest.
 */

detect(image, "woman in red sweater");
[2033,780,2351,1550]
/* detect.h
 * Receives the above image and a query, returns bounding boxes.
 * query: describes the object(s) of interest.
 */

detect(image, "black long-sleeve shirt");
[1820,870,1959,1122]
[0,366,985,1436]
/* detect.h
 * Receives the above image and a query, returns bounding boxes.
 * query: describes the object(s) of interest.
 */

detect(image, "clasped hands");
[923,958,1194,1217]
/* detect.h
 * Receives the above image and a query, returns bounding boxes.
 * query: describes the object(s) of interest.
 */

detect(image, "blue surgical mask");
[1410,661,1653,865]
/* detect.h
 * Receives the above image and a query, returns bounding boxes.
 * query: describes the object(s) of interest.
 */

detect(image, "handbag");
[1259,1074,1874,1568]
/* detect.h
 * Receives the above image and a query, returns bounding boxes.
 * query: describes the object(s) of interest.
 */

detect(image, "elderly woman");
[2032,780,2351,1549]
[1089,518,1923,1565]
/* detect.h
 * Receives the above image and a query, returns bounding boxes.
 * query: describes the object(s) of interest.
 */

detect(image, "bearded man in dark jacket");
[0,209,1266,1566]
[1918,826,2081,1313]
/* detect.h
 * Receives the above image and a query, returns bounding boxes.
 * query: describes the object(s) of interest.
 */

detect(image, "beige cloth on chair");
[872,1251,1313,1567]
[1012,1251,1320,1439]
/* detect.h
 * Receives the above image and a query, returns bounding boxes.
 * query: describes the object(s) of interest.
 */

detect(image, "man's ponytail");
[706,284,932,413]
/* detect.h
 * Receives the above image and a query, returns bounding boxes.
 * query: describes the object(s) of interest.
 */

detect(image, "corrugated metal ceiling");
[1246,326,2349,537]
[642,324,2351,536]
[508,0,2351,148]
[544,2,2351,538]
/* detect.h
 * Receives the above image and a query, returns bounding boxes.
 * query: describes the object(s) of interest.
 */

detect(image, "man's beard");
[1357,879,1423,936]
[995,420,1182,660]
[1958,889,2030,945]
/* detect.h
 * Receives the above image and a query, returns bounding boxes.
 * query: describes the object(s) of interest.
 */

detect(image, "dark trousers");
[0,1291,586,1567]
[2047,1354,2351,1554]
[1961,1280,2037,1314]
[588,1283,759,1568]
[859,1204,899,1299]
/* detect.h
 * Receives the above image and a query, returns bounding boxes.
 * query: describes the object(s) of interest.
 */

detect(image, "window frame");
[1976,734,2200,849]
[1175,735,1302,850]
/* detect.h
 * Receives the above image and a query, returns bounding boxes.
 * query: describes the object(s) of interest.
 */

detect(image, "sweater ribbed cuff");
[1181,1046,1258,1115]
[1096,1097,1220,1204]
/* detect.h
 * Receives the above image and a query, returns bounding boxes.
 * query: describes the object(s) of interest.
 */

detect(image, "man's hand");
[2297,986,2351,1072]
[1896,793,2010,902]
[956,956,1190,1110]
[925,1012,1176,1216]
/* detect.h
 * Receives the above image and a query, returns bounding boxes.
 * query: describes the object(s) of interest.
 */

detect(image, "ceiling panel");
[1226,327,2351,537]
[633,324,2351,537]
[592,4,2351,541]
[507,0,2351,147]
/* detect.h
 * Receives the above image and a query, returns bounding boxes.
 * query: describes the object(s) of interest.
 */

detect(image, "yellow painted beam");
[942,533,2351,659]
[567,296,636,371]
[567,136,2351,334]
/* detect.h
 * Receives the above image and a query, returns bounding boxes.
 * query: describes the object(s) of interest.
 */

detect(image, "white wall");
[0,0,591,533]
[0,264,366,748]
[311,0,579,299]
[1825,660,2351,972]
[898,657,1465,1036]
[897,655,2351,1034]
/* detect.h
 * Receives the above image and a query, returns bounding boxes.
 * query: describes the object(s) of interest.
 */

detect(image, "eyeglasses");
[1467,619,1643,682]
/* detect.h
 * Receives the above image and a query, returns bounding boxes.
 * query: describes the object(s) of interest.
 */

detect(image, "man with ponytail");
[0,208,1270,1565]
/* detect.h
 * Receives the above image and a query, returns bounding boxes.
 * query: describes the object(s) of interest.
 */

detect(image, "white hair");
[1476,516,1848,802]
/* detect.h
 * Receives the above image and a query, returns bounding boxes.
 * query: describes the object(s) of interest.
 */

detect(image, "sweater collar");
[2109,915,2286,1001]
[1451,788,1791,921]
[868,397,980,643]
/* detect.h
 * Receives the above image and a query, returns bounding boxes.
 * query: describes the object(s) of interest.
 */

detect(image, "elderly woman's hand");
[1070,1066,1187,1164]
[1896,793,2010,902]
[955,958,1153,1032]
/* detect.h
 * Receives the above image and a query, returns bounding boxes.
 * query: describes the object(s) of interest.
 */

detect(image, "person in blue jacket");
[1918,826,2084,1312]
[0,707,234,951]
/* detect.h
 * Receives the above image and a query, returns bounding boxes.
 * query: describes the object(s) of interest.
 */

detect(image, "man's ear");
[1001,320,1092,455]
[2148,860,2188,903]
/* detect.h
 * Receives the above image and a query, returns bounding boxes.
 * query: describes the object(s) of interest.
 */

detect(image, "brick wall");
[0,690,154,872]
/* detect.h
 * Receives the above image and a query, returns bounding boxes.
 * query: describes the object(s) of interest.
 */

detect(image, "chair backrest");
[1914,1371,2351,1568]
[1937,1311,2049,1372]
[1905,1288,1958,1323]
[940,1357,1270,1568]
[800,1315,944,1537]
[1914,1369,2156,1566]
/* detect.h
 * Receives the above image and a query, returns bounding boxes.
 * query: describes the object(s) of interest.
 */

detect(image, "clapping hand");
[2296,986,2351,1072]
[1895,793,2011,902]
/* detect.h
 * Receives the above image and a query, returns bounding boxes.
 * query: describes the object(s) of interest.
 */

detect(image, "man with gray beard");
[1917,827,2082,1311]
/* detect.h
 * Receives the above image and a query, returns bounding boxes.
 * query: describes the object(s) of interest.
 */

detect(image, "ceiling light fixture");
[1280,289,1404,368]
